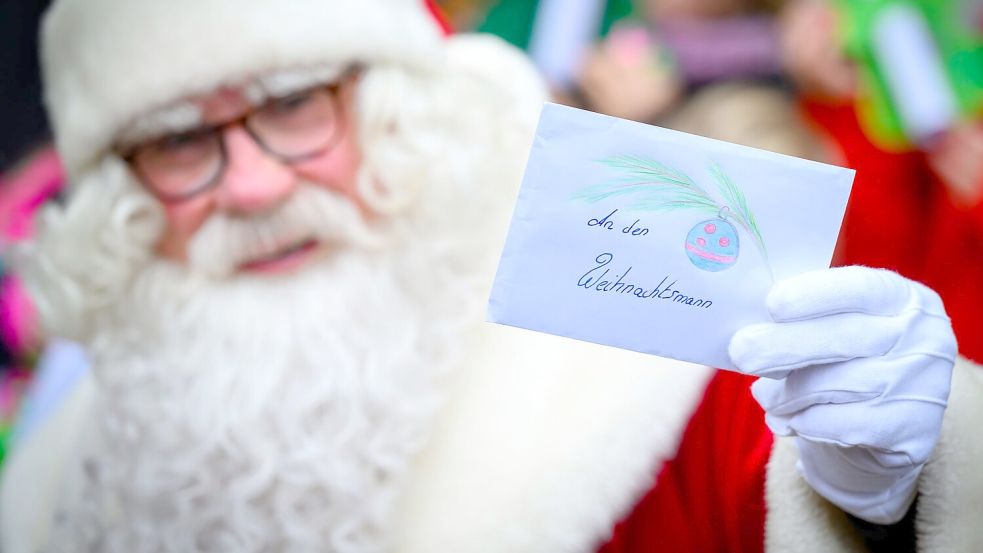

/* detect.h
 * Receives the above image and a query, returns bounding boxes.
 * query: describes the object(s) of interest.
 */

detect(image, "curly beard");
[44,185,479,552]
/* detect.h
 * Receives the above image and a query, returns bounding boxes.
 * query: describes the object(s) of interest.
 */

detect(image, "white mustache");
[187,184,383,278]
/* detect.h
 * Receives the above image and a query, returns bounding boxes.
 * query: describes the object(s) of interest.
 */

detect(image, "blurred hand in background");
[578,27,682,121]
[926,122,983,208]
[779,0,856,101]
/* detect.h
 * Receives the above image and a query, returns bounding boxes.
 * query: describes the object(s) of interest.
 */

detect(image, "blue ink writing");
[622,219,649,236]
[577,253,713,309]
[587,209,618,230]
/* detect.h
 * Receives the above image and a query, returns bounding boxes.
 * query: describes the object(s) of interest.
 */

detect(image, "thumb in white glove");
[729,266,957,524]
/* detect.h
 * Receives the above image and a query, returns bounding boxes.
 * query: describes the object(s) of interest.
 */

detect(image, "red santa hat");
[40,0,448,179]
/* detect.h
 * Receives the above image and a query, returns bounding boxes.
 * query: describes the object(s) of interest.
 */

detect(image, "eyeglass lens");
[131,87,342,201]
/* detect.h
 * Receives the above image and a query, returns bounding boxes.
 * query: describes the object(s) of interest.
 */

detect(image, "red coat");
[600,370,772,553]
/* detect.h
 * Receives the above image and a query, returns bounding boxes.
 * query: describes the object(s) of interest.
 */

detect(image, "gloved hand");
[729,266,957,524]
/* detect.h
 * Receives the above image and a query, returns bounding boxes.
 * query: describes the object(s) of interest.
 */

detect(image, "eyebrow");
[114,65,346,150]
[246,66,346,104]
[116,101,204,148]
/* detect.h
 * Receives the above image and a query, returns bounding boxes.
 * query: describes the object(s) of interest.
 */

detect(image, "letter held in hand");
[488,103,855,370]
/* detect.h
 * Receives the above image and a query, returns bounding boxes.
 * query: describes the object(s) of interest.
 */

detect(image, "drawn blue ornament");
[575,157,769,273]
[685,212,740,272]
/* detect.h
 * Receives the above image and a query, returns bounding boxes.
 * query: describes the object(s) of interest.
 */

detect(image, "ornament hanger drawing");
[573,155,771,274]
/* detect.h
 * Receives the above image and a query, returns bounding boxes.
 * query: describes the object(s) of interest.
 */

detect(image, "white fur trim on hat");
[40,0,445,178]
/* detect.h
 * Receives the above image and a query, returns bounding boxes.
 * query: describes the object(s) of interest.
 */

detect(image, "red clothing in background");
[803,100,983,363]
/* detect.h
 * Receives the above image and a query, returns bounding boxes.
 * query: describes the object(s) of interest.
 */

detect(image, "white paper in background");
[872,3,957,143]
[528,0,605,88]
[487,103,855,371]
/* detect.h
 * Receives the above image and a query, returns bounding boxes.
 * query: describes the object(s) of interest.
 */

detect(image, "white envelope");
[488,103,855,371]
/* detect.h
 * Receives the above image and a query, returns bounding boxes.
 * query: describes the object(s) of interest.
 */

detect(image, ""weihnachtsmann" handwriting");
[577,252,713,309]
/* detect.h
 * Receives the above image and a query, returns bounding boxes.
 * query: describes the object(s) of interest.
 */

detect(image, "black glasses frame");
[121,76,353,204]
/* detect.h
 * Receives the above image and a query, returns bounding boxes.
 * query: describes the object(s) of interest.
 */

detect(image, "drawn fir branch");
[708,164,769,263]
[574,156,717,211]
[572,155,770,266]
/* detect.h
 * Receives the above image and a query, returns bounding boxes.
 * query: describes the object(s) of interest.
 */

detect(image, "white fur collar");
[392,324,714,553]
[910,357,983,553]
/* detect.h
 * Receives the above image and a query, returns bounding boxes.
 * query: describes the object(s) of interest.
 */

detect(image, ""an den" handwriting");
[586,209,649,237]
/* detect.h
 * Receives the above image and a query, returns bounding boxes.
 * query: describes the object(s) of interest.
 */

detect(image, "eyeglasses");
[121,80,349,203]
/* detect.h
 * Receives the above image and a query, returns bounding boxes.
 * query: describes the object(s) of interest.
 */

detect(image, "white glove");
[729,266,957,524]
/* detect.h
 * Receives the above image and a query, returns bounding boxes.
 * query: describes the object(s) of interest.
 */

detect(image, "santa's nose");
[213,125,299,214]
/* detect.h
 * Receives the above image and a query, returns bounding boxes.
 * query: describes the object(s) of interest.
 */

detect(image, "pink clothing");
[654,16,781,86]
[0,147,64,356]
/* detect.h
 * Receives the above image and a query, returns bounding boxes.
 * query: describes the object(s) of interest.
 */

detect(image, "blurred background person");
[577,0,784,122]
[461,0,784,122]
[475,0,635,95]
[663,80,826,161]
[780,0,983,363]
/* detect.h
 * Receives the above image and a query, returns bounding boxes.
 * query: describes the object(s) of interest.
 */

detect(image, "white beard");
[44,187,487,553]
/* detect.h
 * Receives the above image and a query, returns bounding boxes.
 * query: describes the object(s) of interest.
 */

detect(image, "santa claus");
[1,0,979,552]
